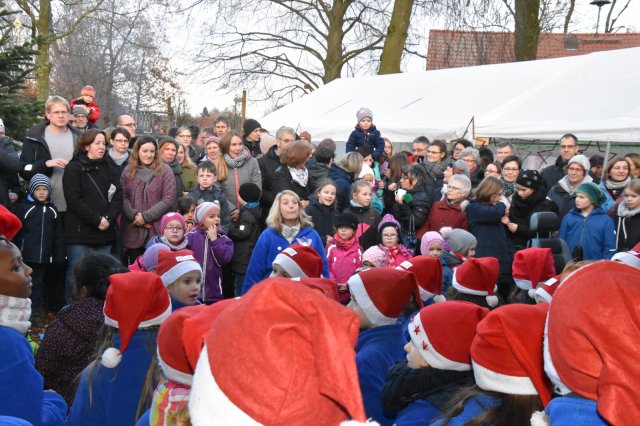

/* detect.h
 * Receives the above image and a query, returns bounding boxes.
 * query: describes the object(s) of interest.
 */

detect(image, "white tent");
[259,46,640,144]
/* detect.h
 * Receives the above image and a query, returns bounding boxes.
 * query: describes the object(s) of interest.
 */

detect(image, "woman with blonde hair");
[242,190,329,293]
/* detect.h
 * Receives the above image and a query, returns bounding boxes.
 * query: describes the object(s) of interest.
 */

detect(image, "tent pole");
[601,141,611,184]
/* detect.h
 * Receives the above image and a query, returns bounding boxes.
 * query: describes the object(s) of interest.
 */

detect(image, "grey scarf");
[108,149,129,166]
[281,224,300,244]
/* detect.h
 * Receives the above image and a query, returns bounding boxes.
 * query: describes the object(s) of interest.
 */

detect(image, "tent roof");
[259,46,640,144]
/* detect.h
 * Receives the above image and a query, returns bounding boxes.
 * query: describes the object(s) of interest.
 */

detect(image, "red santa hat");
[396,256,445,303]
[272,244,323,278]
[471,303,552,407]
[291,277,341,302]
[156,249,202,287]
[451,257,499,307]
[545,261,640,425]
[189,278,367,424]
[611,250,640,269]
[347,268,422,326]
[158,299,238,386]
[101,272,171,368]
[512,248,556,297]
[533,274,562,303]
[409,301,489,371]
[0,204,22,240]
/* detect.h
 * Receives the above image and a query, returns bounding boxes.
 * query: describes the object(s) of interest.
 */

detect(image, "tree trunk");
[514,0,540,62]
[323,0,349,85]
[35,0,52,100]
[378,0,414,75]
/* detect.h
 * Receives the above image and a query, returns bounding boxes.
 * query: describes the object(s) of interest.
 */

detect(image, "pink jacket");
[326,238,362,302]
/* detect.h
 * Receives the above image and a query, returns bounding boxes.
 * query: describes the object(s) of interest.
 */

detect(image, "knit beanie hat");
[0,204,22,240]
[441,227,476,256]
[204,136,220,148]
[239,182,261,203]
[347,268,421,326]
[272,244,323,279]
[472,303,552,407]
[567,154,590,173]
[157,249,202,287]
[160,212,186,235]
[420,231,444,257]
[81,85,96,97]
[158,136,179,152]
[410,301,489,371]
[452,257,499,307]
[334,212,358,230]
[29,174,52,194]
[141,243,171,272]
[189,278,367,425]
[242,118,261,136]
[72,105,89,117]
[611,250,640,268]
[194,201,220,225]
[291,277,341,302]
[533,274,562,303]
[361,246,388,268]
[358,164,374,179]
[516,169,544,190]
[101,272,172,368]
[576,182,606,207]
[512,248,556,297]
[378,214,402,243]
[356,107,373,122]
[396,256,445,303]
[545,261,640,425]
[449,160,470,178]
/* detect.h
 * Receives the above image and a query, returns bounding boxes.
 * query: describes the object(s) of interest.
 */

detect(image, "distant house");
[427,29,640,70]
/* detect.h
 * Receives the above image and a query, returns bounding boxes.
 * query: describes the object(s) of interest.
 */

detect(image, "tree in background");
[0,3,42,139]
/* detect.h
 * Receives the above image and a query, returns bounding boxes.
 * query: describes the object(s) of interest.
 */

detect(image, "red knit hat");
[533,274,562,303]
[396,256,445,303]
[451,257,499,307]
[189,278,366,424]
[292,277,340,302]
[102,272,171,368]
[347,268,422,326]
[471,303,552,407]
[156,249,202,287]
[0,204,22,240]
[81,85,96,97]
[160,212,186,235]
[409,301,489,371]
[512,248,556,297]
[272,244,323,278]
[545,261,640,425]
[158,299,238,386]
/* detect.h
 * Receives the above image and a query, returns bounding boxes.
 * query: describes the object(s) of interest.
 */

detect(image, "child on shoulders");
[346,107,385,162]
[70,85,101,125]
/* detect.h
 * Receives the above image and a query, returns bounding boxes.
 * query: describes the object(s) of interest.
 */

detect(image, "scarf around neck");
[605,176,631,190]
[108,149,129,166]
[617,201,640,218]
[288,166,309,187]
[333,234,357,250]
[224,149,250,169]
[558,174,593,195]
[281,224,301,244]
[160,236,189,251]
[0,295,31,335]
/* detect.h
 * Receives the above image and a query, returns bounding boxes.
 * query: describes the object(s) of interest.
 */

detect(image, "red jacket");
[70,98,101,124]
[419,198,469,239]
[326,237,363,302]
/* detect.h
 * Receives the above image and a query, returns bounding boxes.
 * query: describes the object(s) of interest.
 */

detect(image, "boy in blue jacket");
[346,268,422,426]
[346,107,385,161]
[559,182,616,260]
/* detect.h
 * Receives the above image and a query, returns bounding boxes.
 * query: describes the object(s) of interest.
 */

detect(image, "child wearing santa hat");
[0,205,68,425]
[185,201,234,304]
[189,278,368,425]
[444,257,502,309]
[67,272,172,426]
[146,212,189,251]
[437,303,552,426]
[270,244,324,280]
[157,249,203,311]
[532,274,562,304]
[544,261,640,425]
[396,255,445,306]
[347,268,422,425]
[510,247,556,304]
[382,302,489,425]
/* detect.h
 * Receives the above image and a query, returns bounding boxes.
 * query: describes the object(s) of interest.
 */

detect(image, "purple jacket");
[186,226,234,303]
[120,164,176,249]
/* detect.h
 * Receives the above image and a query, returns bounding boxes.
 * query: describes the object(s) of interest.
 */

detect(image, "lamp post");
[590,0,611,36]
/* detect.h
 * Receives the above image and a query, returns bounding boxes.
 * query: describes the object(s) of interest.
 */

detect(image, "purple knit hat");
[420,231,445,256]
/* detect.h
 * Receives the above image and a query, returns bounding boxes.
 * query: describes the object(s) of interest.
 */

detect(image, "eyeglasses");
[463,159,476,164]
[113,138,129,144]
[568,167,584,172]
[382,234,397,238]
[165,226,183,232]
[122,122,136,127]
[413,148,426,153]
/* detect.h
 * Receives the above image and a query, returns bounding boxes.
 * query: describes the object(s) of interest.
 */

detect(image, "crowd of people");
[0,92,639,426]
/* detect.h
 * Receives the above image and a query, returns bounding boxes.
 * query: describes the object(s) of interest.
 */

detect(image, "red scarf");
[379,243,399,264]
[333,234,357,249]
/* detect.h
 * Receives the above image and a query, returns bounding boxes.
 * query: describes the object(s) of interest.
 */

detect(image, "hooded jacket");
[305,197,339,247]
[559,207,616,260]
[328,164,355,212]
[508,186,557,248]
[13,195,64,264]
[346,124,385,161]
[613,202,640,251]
[186,226,234,303]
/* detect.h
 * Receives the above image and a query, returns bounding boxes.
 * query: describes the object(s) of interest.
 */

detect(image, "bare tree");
[513,0,540,61]
[605,0,632,33]
[378,0,414,74]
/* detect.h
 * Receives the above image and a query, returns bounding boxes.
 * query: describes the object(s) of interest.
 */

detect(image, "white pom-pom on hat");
[101,347,122,368]
[434,294,446,303]
[486,295,499,308]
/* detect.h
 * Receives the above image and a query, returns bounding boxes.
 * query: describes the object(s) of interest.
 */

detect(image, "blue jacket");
[395,399,442,426]
[356,324,406,426]
[67,330,157,426]
[327,164,355,212]
[597,181,616,214]
[431,395,499,426]
[0,326,67,426]
[545,395,608,426]
[559,207,616,260]
[346,125,385,161]
[467,201,513,282]
[242,226,329,294]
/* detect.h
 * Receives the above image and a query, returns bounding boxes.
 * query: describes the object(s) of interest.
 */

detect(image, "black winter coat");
[19,121,82,181]
[62,151,123,245]
[258,145,281,210]
[0,136,21,208]
[227,205,262,274]
[508,187,558,248]
[272,166,313,201]
[390,186,431,235]
[305,198,339,247]
[12,196,64,264]
[343,203,380,250]
[547,183,576,219]
[327,164,355,212]
[613,206,640,252]
[307,161,331,192]
[541,156,568,190]
[104,151,129,180]
[243,136,262,158]
[187,186,233,233]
